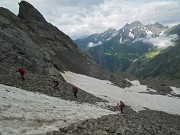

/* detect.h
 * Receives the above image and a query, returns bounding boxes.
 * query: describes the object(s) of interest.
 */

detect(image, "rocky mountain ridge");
[75,21,168,52]
[74,21,180,78]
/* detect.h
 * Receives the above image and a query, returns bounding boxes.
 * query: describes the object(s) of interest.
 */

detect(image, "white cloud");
[87,41,102,48]
[1,0,180,37]
[142,34,178,48]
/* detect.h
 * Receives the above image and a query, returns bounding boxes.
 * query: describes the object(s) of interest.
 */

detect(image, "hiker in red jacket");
[17,68,25,80]
[73,86,79,98]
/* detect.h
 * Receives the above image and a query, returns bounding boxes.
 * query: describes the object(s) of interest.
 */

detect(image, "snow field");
[0,84,116,135]
[62,71,180,115]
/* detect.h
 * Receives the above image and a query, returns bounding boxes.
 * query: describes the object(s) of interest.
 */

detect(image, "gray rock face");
[18,1,47,23]
[0,1,131,88]
[0,7,46,73]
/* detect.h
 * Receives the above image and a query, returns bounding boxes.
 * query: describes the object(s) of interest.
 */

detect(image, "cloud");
[87,41,102,48]
[141,34,178,48]
[1,0,180,37]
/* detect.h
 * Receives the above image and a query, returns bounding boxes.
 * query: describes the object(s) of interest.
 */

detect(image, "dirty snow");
[0,84,116,135]
[62,71,180,115]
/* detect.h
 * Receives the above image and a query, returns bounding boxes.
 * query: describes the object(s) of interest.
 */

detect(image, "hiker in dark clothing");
[53,80,59,89]
[17,68,25,80]
[73,86,79,98]
[119,101,125,113]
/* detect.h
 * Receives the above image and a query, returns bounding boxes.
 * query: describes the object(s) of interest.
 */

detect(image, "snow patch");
[128,31,135,38]
[170,87,180,95]
[132,59,137,63]
[106,32,118,41]
[120,34,123,43]
[62,71,180,115]
[0,84,116,135]
[106,37,112,41]
[145,29,153,38]
[159,31,164,36]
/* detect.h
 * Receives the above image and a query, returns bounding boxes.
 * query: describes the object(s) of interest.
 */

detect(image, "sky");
[1,0,180,38]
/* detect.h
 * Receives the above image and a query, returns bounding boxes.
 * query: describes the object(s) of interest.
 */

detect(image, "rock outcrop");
[49,106,180,135]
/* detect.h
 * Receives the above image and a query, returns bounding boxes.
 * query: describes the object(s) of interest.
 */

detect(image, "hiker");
[53,80,59,89]
[73,86,79,98]
[17,68,25,80]
[119,101,125,113]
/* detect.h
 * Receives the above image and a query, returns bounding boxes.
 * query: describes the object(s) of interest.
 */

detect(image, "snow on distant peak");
[159,31,164,36]
[106,37,112,41]
[128,31,135,38]
[106,32,118,41]
[0,84,115,135]
[132,59,137,63]
[87,41,102,48]
[120,34,123,43]
[62,71,180,115]
[145,29,153,38]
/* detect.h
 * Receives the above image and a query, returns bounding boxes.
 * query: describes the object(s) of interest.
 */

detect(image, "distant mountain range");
[74,21,180,80]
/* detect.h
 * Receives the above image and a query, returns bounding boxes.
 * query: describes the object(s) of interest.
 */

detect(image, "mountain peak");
[18,1,47,23]
[123,21,143,29]
[153,22,165,28]
[131,21,143,26]
[104,27,116,34]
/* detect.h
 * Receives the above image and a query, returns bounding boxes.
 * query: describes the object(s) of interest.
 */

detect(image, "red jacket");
[18,68,25,75]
